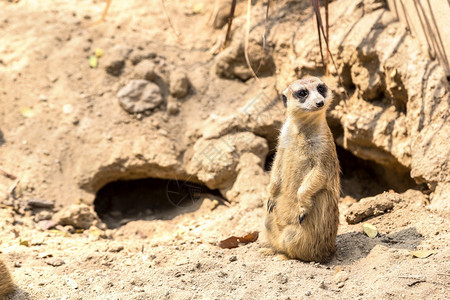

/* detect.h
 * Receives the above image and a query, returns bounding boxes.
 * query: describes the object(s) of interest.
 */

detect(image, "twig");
[8,178,20,196]
[0,167,17,180]
[244,0,260,82]
[311,0,349,102]
[222,0,237,50]
[399,275,426,280]
[90,0,112,25]
[160,0,180,39]
[325,0,329,76]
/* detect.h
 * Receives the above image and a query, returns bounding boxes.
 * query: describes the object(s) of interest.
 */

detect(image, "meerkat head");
[281,77,331,117]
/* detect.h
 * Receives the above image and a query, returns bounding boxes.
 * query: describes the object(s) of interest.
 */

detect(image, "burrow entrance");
[94,178,222,228]
[264,144,418,200]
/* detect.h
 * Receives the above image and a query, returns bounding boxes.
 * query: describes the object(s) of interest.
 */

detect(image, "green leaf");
[411,250,434,258]
[363,223,378,238]
[89,55,98,68]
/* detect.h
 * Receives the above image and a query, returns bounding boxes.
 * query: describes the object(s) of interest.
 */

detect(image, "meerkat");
[0,258,14,299]
[264,77,340,263]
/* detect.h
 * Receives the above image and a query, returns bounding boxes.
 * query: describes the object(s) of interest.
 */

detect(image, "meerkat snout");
[316,100,324,107]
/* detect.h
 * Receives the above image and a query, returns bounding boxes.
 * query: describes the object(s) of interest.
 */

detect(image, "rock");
[103,46,132,76]
[53,204,100,229]
[46,258,65,267]
[117,80,163,113]
[134,60,156,81]
[27,198,54,210]
[350,51,385,101]
[34,210,52,222]
[185,131,268,190]
[130,51,157,65]
[345,192,401,224]
[37,220,57,230]
[215,39,275,81]
[169,70,190,98]
[334,271,349,284]
[109,245,124,253]
[167,101,179,115]
[229,255,237,262]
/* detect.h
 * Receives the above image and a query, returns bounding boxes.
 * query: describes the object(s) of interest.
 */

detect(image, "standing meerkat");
[0,258,14,299]
[265,77,340,262]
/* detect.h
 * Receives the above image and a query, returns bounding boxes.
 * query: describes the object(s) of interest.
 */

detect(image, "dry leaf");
[218,231,259,249]
[411,250,434,259]
[19,239,29,247]
[20,107,35,118]
[193,3,203,14]
[363,223,378,238]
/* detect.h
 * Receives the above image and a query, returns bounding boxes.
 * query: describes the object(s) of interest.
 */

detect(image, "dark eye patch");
[317,84,327,97]
[294,89,308,102]
[281,94,287,108]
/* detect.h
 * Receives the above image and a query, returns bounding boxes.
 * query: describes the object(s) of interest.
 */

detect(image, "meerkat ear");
[281,94,287,108]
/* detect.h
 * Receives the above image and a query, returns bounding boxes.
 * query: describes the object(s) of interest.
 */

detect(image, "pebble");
[52,204,100,230]
[134,60,156,80]
[46,258,65,267]
[169,70,190,98]
[229,255,237,262]
[334,270,349,284]
[117,80,163,113]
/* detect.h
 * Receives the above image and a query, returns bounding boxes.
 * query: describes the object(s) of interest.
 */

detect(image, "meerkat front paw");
[267,199,275,213]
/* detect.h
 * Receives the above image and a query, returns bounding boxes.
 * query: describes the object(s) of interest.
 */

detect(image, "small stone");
[38,220,58,230]
[305,291,311,296]
[167,101,179,115]
[117,80,163,113]
[319,280,326,289]
[65,277,78,289]
[276,273,288,284]
[39,94,47,101]
[27,198,54,210]
[34,210,53,222]
[63,225,75,234]
[63,104,73,114]
[130,51,157,65]
[229,255,237,262]
[134,60,156,80]
[103,46,132,76]
[109,245,124,253]
[46,258,65,267]
[14,262,21,268]
[53,204,100,230]
[169,71,190,98]
[335,271,349,284]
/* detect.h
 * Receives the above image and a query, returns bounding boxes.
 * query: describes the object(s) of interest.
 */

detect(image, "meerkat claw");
[267,200,275,213]
[298,213,306,224]
[269,203,275,213]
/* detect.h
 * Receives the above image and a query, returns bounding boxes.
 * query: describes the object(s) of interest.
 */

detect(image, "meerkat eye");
[317,84,327,97]
[294,89,309,100]
[281,94,287,108]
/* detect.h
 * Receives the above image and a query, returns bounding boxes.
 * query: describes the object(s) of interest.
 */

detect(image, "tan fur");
[265,77,340,263]
[0,258,14,299]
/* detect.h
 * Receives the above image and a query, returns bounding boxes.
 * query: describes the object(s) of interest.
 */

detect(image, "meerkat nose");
[316,100,324,108]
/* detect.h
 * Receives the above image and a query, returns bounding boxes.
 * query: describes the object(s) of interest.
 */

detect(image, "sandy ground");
[0,0,449,299]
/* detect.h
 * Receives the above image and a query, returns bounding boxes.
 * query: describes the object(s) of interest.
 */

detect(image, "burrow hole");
[264,144,417,200]
[94,178,222,228]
